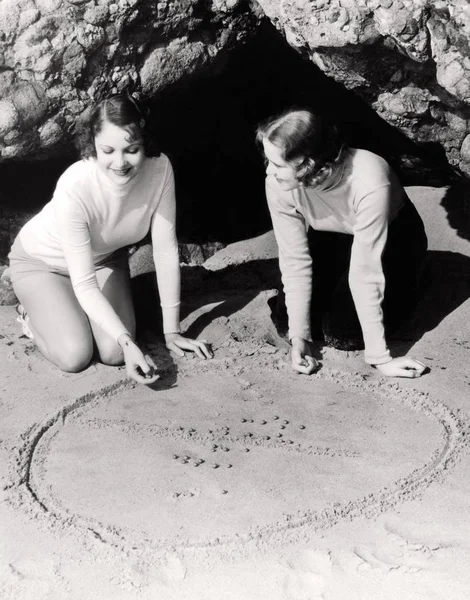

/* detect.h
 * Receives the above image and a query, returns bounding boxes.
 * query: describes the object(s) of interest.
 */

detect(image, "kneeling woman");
[8,94,212,383]
[257,109,428,378]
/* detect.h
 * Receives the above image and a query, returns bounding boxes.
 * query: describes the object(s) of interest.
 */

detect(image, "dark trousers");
[272,196,428,350]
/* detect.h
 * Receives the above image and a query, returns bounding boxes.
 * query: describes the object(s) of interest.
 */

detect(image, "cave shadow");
[388,250,470,355]
[440,177,470,242]
[132,249,470,364]
[132,257,281,338]
[145,20,455,245]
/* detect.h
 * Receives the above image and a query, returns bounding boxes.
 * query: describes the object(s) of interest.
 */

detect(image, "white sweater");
[19,154,180,342]
[266,148,404,365]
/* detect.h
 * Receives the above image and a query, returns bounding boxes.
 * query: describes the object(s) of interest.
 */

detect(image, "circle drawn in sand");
[23,370,464,552]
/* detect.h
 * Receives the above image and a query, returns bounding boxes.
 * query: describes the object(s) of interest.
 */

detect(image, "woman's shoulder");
[143,153,173,180]
[55,159,95,192]
[347,148,395,192]
[349,148,391,174]
[148,152,171,169]
[158,152,171,165]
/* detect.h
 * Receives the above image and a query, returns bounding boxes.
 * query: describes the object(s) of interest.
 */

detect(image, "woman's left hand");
[375,356,427,378]
[165,333,213,360]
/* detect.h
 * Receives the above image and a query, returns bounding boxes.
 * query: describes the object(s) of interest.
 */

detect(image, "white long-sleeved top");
[266,148,405,365]
[18,154,180,343]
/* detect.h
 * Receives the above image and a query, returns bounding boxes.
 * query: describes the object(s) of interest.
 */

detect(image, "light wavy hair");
[256,109,346,187]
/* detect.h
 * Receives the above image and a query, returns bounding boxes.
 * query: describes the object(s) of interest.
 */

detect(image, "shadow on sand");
[132,258,281,339]
[440,178,470,243]
[390,250,470,352]
[132,248,470,361]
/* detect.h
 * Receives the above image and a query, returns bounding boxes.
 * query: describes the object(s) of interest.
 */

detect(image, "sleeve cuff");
[162,304,180,335]
[114,327,132,346]
[288,328,313,344]
[365,350,392,365]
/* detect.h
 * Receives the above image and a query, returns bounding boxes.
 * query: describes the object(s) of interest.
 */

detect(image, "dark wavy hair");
[256,109,346,187]
[74,93,160,159]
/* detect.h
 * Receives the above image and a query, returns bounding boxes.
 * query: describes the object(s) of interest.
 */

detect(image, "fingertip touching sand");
[257,108,429,379]
[7,93,212,386]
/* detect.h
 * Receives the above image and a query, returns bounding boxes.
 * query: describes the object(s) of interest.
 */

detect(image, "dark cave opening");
[146,21,453,243]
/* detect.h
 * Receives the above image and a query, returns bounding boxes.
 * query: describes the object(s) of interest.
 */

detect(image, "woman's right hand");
[291,337,318,375]
[375,356,427,378]
[121,338,159,385]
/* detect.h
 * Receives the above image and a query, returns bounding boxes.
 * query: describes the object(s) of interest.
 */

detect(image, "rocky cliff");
[0,0,259,160]
[1,1,470,175]
[256,0,470,176]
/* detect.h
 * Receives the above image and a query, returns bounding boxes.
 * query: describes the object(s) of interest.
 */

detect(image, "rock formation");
[0,0,259,160]
[256,0,470,176]
[1,1,470,174]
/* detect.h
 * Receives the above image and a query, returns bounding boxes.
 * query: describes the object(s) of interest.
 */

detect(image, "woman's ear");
[296,156,315,181]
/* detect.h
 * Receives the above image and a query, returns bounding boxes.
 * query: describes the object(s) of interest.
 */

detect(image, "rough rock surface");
[0,0,259,160]
[2,0,470,177]
[256,0,470,176]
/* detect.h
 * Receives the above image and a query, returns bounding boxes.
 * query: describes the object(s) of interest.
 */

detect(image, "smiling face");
[262,138,301,192]
[94,120,145,185]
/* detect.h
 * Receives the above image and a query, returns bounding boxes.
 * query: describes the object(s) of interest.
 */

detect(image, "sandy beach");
[0,185,469,600]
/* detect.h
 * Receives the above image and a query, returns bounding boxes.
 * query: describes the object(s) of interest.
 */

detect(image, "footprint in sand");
[354,544,422,576]
[285,549,333,600]
[353,522,437,578]
[384,521,441,562]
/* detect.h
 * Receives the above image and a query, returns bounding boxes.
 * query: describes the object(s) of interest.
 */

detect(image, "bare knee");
[99,343,124,367]
[50,343,93,373]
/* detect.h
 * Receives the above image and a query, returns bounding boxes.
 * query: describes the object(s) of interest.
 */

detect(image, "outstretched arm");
[350,185,427,378]
[55,193,158,384]
[55,192,131,341]
[150,160,212,359]
[266,177,318,375]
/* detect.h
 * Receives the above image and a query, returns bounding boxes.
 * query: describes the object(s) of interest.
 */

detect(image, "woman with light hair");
[257,108,428,378]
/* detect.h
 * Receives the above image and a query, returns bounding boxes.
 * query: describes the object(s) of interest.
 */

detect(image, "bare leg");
[13,273,93,372]
[91,263,136,366]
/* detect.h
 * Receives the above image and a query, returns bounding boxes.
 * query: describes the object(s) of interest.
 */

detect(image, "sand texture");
[1,186,470,600]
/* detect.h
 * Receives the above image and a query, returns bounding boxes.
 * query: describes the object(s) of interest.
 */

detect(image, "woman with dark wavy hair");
[8,93,212,383]
[257,108,428,378]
